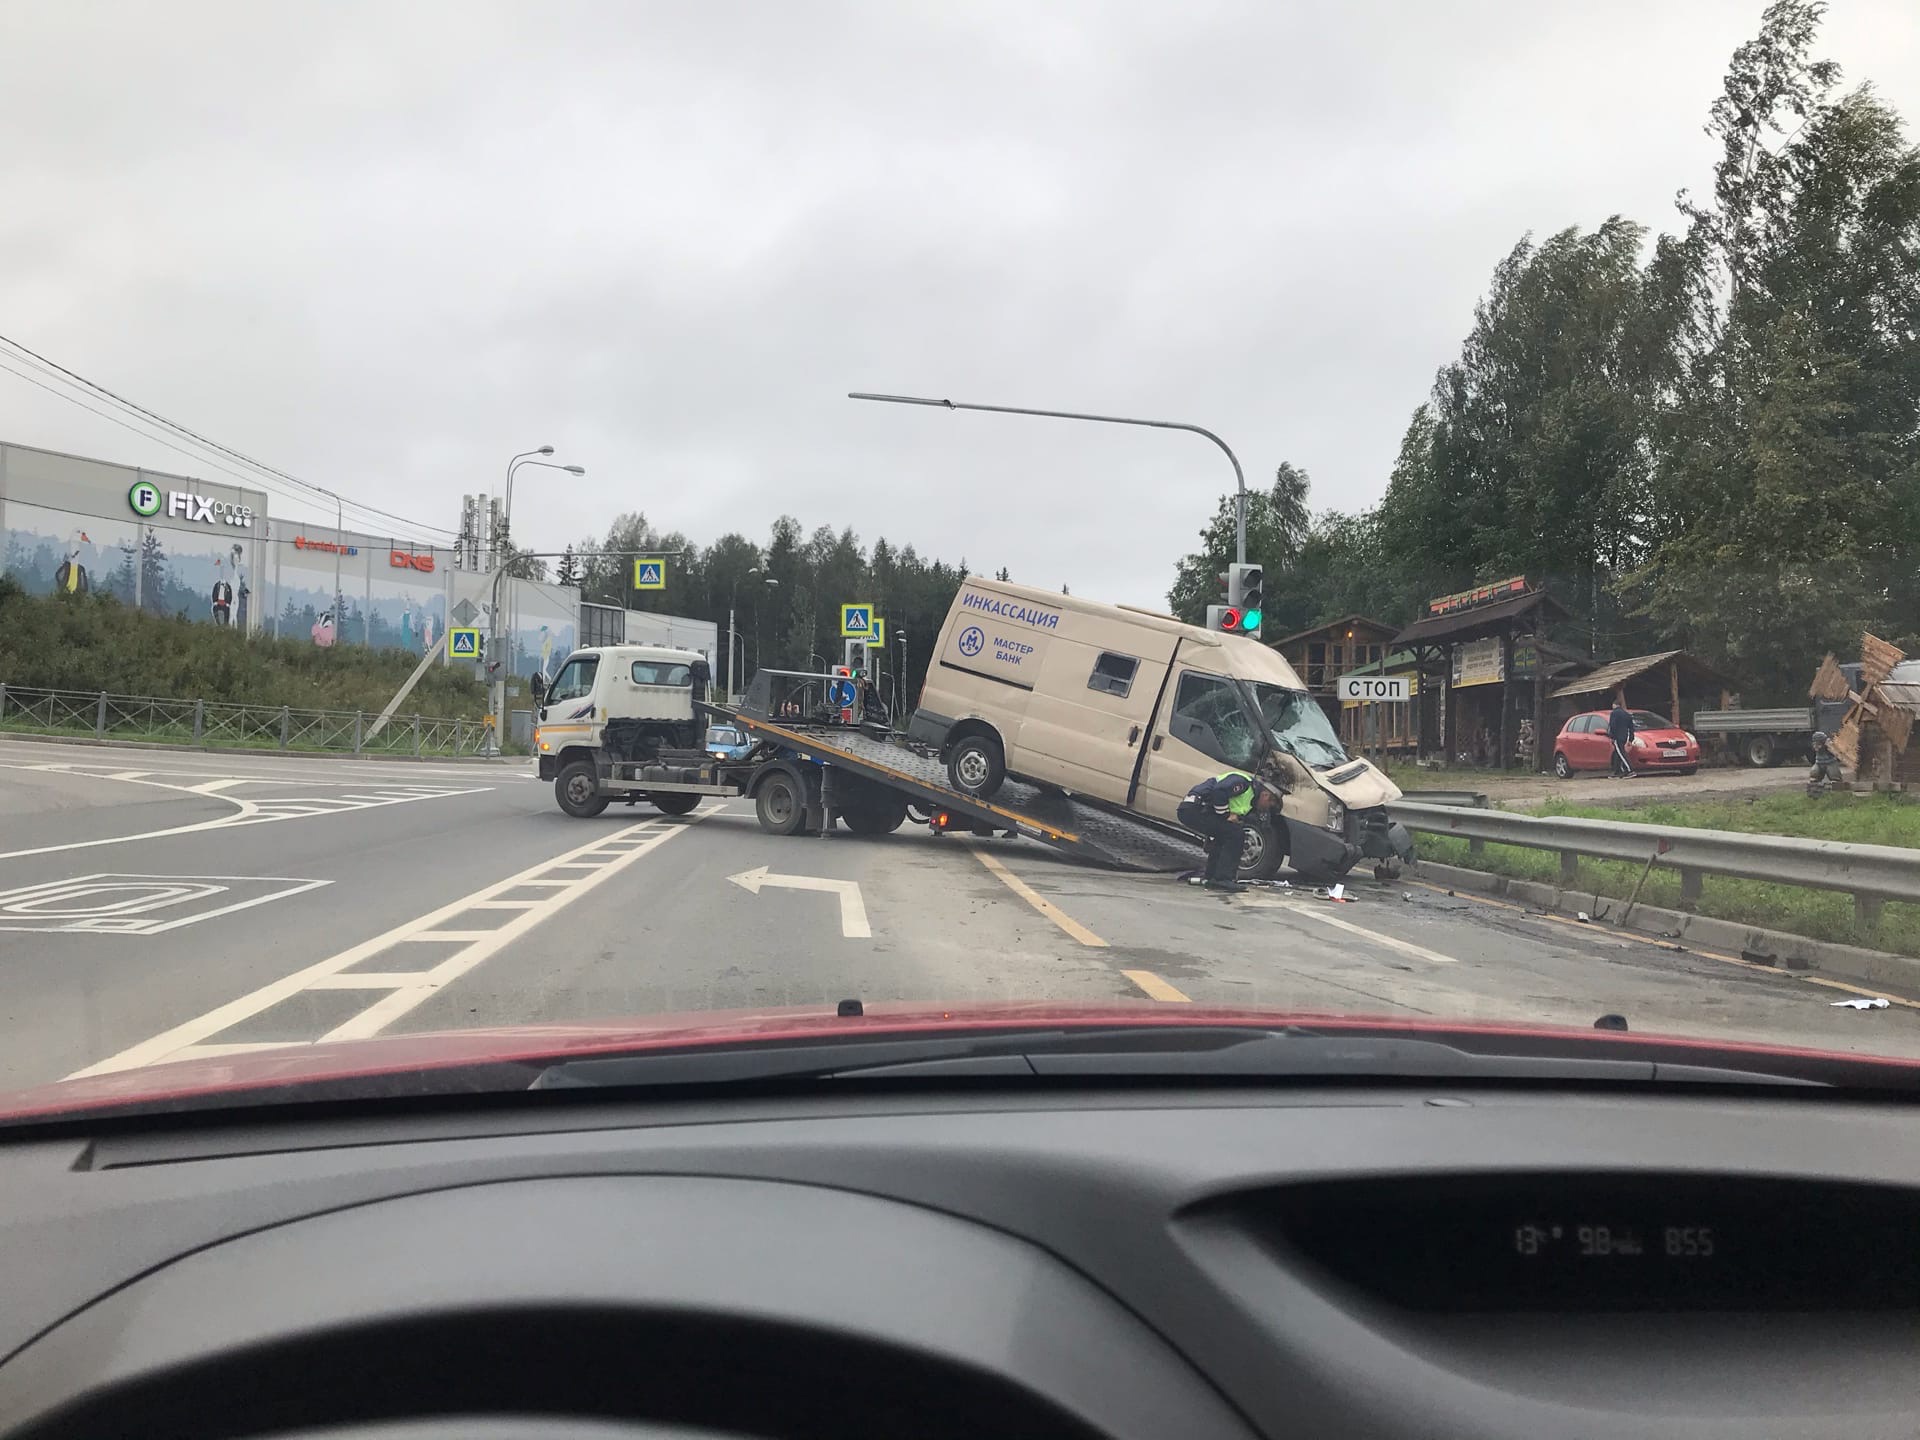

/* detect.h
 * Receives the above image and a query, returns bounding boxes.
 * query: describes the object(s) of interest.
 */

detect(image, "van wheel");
[648,792,701,816]
[947,734,1006,799]
[556,760,609,818]
[1237,816,1285,882]
[755,773,807,836]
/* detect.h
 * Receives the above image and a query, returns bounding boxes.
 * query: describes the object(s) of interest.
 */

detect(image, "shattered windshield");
[1249,683,1350,770]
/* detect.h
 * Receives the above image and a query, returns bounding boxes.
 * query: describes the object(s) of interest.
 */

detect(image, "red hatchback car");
[1551,709,1700,778]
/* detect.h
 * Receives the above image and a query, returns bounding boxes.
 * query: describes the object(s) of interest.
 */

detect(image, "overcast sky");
[2,1,1915,608]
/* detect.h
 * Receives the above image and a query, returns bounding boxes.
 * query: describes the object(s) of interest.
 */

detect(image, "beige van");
[908,578,1413,880]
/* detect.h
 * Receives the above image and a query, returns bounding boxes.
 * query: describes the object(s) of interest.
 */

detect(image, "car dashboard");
[0,1082,1916,1439]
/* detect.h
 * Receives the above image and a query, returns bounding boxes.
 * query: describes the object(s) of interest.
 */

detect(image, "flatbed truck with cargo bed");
[532,658,1204,873]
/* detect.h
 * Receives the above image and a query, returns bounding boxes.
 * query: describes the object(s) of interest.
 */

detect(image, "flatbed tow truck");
[546,666,1202,873]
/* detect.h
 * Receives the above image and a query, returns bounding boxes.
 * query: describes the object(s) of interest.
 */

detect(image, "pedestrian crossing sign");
[841,603,873,637]
[633,558,666,590]
[449,627,481,658]
[867,618,885,646]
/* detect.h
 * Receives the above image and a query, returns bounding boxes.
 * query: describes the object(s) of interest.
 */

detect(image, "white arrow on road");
[727,865,871,939]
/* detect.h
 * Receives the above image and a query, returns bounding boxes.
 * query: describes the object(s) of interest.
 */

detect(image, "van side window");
[546,656,598,705]
[1087,652,1139,698]
[1170,673,1259,767]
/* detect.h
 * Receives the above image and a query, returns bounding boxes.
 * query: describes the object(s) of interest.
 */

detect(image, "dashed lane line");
[67,808,715,1078]
[967,845,1108,948]
[1121,969,1193,1003]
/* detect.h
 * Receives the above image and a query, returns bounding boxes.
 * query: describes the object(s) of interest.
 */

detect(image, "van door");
[1134,664,1266,823]
[1015,640,1170,802]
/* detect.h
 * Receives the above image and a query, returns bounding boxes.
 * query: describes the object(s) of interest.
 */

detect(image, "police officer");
[1178,769,1279,892]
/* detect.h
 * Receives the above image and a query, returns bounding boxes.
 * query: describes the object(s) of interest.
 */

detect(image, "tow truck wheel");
[755,773,807,837]
[1237,816,1285,882]
[648,792,701,816]
[555,759,609,819]
[947,734,1006,800]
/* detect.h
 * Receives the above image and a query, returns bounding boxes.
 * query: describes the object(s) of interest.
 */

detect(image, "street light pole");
[849,391,1250,564]
[488,447,587,754]
[728,568,776,701]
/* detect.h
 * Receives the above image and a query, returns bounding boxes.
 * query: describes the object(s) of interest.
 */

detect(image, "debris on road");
[1831,997,1891,1010]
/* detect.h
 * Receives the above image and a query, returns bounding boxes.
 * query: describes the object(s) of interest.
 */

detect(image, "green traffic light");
[1240,608,1262,631]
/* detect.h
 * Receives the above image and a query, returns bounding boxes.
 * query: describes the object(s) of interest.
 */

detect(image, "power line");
[0,332,459,541]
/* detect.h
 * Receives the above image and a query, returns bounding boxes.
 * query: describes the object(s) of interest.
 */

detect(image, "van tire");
[648,792,701,816]
[1237,815,1285,882]
[947,734,1006,799]
[556,760,609,819]
[755,772,807,836]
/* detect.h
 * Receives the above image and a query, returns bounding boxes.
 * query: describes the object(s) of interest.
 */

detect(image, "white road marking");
[1238,894,1460,964]
[727,864,872,939]
[0,873,331,935]
[966,846,1108,948]
[68,811,714,1077]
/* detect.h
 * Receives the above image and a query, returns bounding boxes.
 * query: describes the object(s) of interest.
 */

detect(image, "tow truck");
[533,652,1202,873]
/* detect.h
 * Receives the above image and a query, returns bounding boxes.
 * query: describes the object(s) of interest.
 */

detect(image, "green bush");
[0,582,489,718]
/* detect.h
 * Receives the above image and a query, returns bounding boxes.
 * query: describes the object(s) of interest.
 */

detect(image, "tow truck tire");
[648,792,701,816]
[842,796,910,835]
[755,772,807,837]
[947,734,1006,800]
[555,759,609,819]
[1237,815,1285,882]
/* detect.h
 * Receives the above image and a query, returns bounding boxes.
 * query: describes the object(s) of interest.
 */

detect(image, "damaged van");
[909,578,1413,881]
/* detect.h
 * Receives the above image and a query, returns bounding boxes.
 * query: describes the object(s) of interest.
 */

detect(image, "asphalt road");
[2,733,1917,1097]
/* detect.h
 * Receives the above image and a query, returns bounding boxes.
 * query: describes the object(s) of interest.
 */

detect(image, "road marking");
[1402,878,1920,1008]
[0,873,330,935]
[67,811,713,1077]
[727,864,871,939]
[1238,894,1458,964]
[967,847,1108,948]
[1122,969,1192,1002]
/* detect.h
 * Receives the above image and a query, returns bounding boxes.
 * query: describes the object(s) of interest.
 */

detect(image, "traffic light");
[1227,563,1265,638]
[844,638,869,675]
[1206,604,1242,632]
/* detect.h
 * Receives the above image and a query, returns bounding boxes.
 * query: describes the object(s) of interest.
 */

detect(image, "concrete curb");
[1413,859,1920,996]
[0,728,516,765]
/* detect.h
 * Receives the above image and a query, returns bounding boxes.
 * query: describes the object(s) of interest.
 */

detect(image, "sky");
[2,0,1916,610]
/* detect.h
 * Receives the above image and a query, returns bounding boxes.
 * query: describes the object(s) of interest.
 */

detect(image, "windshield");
[1249,683,1350,770]
[2,1,1918,1126]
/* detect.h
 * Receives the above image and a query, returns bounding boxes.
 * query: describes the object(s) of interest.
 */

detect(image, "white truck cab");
[534,645,710,795]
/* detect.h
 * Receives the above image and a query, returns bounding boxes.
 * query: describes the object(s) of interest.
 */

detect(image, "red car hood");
[3,1001,1914,1121]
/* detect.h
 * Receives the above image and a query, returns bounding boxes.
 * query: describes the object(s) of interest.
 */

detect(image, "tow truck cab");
[533,644,710,781]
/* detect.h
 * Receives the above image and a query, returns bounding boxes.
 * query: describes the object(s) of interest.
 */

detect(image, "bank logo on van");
[128,480,255,528]
[960,591,1060,630]
[957,626,986,657]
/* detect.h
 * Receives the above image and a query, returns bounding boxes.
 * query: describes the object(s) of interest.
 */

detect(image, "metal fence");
[1390,799,1920,928]
[0,682,491,758]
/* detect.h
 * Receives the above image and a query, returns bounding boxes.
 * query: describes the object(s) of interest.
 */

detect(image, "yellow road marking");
[967,846,1107,948]
[1122,969,1192,1003]
[1401,878,1920,1008]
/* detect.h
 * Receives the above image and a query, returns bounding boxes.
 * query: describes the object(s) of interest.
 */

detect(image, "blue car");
[704,723,752,762]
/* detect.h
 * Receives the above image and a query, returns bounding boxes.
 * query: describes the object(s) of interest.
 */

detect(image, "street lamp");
[729,568,777,700]
[849,390,1250,564]
[487,446,585,753]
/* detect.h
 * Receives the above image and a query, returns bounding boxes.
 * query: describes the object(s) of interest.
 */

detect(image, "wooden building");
[1269,615,1398,725]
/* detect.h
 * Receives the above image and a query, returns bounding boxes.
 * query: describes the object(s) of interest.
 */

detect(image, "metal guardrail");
[0,682,490,758]
[1390,799,1920,928]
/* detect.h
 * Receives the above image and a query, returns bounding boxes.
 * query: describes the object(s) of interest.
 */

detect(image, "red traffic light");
[1217,607,1242,631]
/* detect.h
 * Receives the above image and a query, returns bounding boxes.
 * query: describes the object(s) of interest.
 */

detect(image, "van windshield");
[1247,682,1349,770]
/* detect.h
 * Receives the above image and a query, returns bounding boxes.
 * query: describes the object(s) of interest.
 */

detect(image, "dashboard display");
[1273,1175,1920,1311]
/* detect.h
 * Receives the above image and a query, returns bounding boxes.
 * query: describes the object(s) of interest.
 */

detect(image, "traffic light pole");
[848,392,1248,564]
